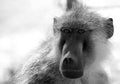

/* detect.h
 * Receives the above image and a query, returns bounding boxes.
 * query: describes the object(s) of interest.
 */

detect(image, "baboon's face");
[53,17,114,79]
[58,22,93,79]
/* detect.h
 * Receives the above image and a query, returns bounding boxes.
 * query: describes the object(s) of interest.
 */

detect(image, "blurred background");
[0,0,120,84]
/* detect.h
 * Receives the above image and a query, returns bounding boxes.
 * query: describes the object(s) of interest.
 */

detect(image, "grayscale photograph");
[0,0,120,84]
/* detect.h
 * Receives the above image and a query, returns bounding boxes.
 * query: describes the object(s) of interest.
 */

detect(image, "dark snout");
[60,56,84,79]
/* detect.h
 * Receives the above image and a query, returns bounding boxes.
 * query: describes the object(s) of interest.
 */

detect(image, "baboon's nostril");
[63,58,74,64]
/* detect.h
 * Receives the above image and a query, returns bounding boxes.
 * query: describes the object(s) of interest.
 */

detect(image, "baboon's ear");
[54,17,58,24]
[104,18,114,39]
[53,17,58,35]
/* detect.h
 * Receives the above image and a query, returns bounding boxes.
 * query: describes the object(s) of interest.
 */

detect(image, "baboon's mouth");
[61,70,83,79]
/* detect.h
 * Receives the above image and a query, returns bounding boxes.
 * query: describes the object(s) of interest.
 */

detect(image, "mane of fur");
[15,1,110,84]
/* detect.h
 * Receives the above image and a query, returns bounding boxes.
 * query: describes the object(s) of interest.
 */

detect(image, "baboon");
[16,0,114,84]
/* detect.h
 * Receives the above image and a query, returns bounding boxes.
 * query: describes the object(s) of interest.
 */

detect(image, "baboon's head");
[53,0,114,79]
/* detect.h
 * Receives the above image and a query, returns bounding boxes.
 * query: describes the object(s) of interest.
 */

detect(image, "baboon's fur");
[16,0,114,84]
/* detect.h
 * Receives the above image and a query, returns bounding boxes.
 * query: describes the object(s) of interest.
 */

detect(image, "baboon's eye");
[61,28,72,33]
[77,29,86,34]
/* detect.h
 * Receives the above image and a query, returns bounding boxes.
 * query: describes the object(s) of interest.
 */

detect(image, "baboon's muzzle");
[60,40,84,79]
[61,56,84,79]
